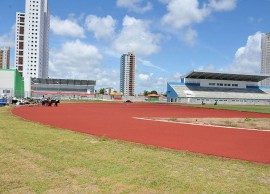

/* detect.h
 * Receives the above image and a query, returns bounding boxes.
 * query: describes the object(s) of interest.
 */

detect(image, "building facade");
[261,33,270,86]
[15,0,50,79]
[120,52,135,96]
[0,47,10,69]
[31,78,96,98]
[167,70,270,105]
[14,12,25,75]
[0,69,24,98]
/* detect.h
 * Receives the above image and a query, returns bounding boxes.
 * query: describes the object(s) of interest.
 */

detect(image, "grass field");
[1,106,270,193]
[183,104,270,114]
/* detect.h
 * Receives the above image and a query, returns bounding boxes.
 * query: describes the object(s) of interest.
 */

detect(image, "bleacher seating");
[171,85,270,100]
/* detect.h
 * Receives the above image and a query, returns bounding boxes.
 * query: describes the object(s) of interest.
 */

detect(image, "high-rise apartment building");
[15,12,25,75]
[15,0,50,79]
[120,52,135,96]
[0,47,10,69]
[261,33,270,86]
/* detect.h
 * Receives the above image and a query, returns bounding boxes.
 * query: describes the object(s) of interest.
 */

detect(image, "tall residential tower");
[15,12,25,75]
[15,0,50,79]
[120,52,135,96]
[261,33,270,86]
[0,47,10,69]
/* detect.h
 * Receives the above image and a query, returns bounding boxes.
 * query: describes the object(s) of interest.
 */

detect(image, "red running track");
[12,103,270,164]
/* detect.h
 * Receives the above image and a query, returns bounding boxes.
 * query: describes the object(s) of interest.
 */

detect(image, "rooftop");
[31,78,96,86]
[182,70,270,82]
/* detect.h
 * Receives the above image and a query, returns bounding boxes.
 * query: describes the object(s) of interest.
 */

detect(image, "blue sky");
[0,0,270,93]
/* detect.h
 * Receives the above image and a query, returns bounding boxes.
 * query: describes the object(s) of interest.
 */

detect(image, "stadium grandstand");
[31,78,96,99]
[167,71,270,105]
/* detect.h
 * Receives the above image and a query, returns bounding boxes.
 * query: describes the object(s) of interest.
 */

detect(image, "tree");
[99,88,105,94]
[143,90,150,96]
[150,90,158,95]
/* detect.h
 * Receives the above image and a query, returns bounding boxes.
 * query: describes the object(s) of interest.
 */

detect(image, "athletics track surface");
[12,103,270,164]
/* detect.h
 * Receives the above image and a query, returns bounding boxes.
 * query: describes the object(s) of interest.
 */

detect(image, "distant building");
[0,69,24,98]
[104,87,115,95]
[261,33,270,86]
[120,52,135,96]
[30,78,96,98]
[0,47,10,69]
[14,12,25,75]
[15,0,50,79]
[167,70,270,105]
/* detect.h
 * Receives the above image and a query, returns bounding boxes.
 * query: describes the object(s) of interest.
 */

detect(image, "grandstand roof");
[182,71,270,82]
[31,78,96,86]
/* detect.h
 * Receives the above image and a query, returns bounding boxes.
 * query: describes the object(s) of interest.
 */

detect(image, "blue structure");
[167,70,270,105]
[0,99,7,106]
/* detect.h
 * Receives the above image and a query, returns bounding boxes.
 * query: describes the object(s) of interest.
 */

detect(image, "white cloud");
[138,73,152,81]
[228,32,262,74]
[112,16,161,56]
[49,40,121,89]
[136,71,183,93]
[0,24,15,48]
[208,0,237,11]
[138,58,168,72]
[116,0,152,13]
[137,72,165,92]
[85,15,116,40]
[161,0,237,29]
[49,40,102,79]
[50,15,85,38]
[161,0,210,29]
[183,28,198,46]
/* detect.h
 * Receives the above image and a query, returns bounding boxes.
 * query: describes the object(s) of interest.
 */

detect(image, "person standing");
[55,96,59,107]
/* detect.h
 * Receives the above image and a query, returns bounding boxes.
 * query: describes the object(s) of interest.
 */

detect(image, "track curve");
[12,103,270,164]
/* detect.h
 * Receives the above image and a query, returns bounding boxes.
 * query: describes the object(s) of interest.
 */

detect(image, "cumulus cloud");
[85,15,116,40]
[208,0,237,11]
[138,73,153,81]
[49,40,119,89]
[112,15,161,56]
[0,24,15,48]
[228,32,262,74]
[136,71,182,93]
[137,72,165,92]
[49,40,102,79]
[161,0,237,29]
[50,15,85,38]
[161,0,210,29]
[49,40,120,89]
[116,0,152,13]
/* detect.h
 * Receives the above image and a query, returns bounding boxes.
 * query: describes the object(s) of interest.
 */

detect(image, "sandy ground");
[149,118,270,131]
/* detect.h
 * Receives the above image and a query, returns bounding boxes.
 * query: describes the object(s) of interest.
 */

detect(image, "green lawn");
[184,104,270,114]
[0,106,270,193]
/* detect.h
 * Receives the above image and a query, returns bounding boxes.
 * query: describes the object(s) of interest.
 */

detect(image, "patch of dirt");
[149,118,270,130]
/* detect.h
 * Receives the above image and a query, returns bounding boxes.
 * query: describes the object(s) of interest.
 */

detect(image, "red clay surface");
[12,103,270,164]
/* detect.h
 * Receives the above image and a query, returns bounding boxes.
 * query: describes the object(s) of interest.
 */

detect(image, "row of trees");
[143,90,158,96]
[97,89,166,96]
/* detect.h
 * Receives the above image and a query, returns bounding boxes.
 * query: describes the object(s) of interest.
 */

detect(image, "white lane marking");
[133,117,270,132]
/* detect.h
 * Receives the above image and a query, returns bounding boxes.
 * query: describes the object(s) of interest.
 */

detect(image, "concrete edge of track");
[133,117,270,132]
